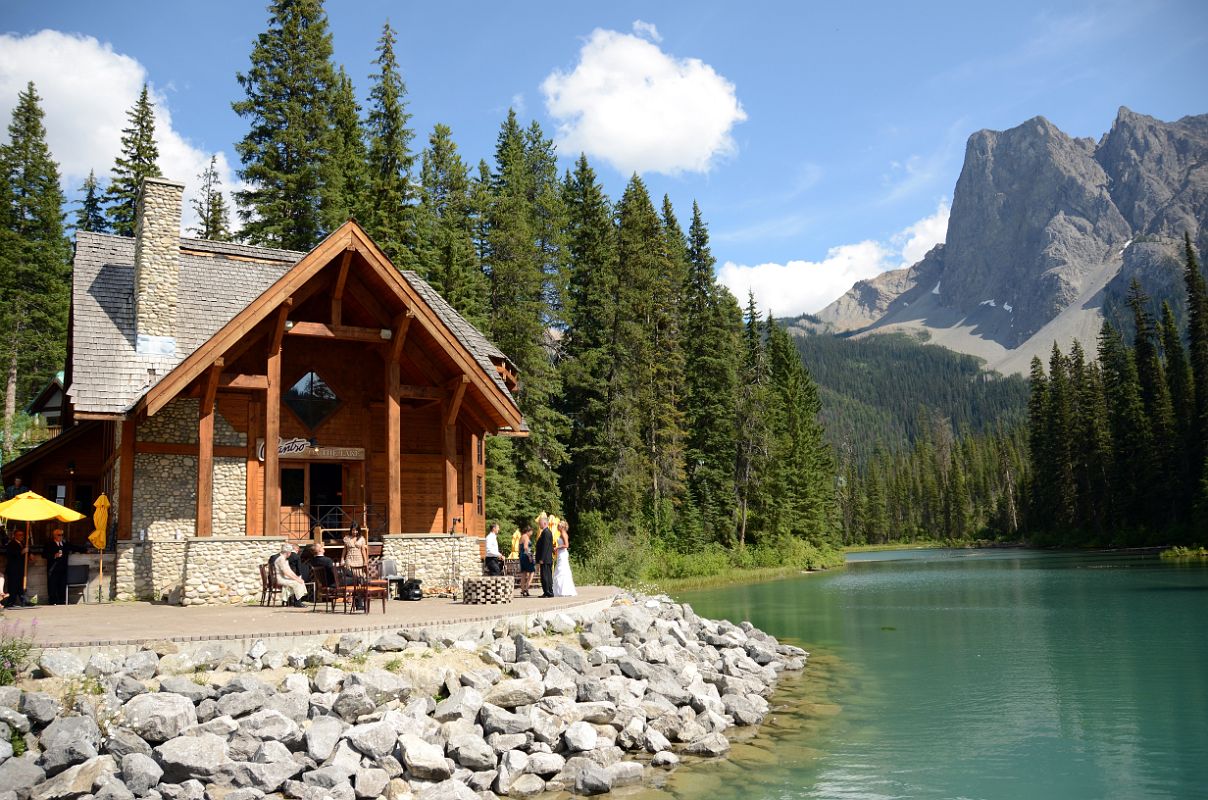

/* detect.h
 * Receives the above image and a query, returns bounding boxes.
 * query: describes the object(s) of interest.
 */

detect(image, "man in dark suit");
[534,522,555,597]
[44,528,85,605]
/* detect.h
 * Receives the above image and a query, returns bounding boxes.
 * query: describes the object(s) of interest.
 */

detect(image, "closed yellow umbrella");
[89,494,110,550]
[0,491,85,593]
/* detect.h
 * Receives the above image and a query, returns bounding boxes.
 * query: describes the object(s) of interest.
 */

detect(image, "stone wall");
[180,537,283,606]
[111,539,188,603]
[132,453,196,539]
[213,457,246,537]
[138,397,245,446]
[382,534,483,590]
[133,177,183,342]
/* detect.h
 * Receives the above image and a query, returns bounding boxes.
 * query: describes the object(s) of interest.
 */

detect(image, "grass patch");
[0,618,37,686]
[1160,546,1208,560]
[347,652,369,667]
[384,658,404,673]
[651,565,808,594]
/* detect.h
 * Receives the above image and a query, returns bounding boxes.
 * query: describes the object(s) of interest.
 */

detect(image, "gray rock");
[210,760,302,792]
[182,714,239,738]
[122,694,197,744]
[120,752,163,796]
[252,740,292,764]
[38,716,102,775]
[562,721,597,752]
[445,734,495,771]
[414,779,477,800]
[237,710,301,746]
[0,737,12,762]
[0,706,30,734]
[644,727,672,753]
[511,637,548,673]
[482,679,542,710]
[486,733,528,754]
[433,687,483,723]
[154,733,228,782]
[332,688,377,722]
[652,749,678,768]
[311,667,345,694]
[721,693,764,726]
[304,715,346,762]
[353,767,389,799]
[117,651,159,682]
[37,652,84,680]
[0,686,19,708]
[0,756,45,800]
[325,739,364,772]
[93,778,135,800]
[372,633,408,653]
[571,760,612,796]
[28,754,116,800]
[397,734,450,781]
[190,645,231,671]
[505,773,544,797]
[85,653,121,678]
[157,780,205,800]
[683,732,731,757]
[335,635,364,656]
[103,728,152,761]
[156,677,215,704]
[301,765,353,789]
[19,694,60,729]
[478,704,529,737]
[466,769,496,792]
[607,760,644,786]
[524,751,564,777]
[216,691,266,719]
[262,691,309,723]
[155,653,196,676]
[344,721,397,760]
[343,671,411,705]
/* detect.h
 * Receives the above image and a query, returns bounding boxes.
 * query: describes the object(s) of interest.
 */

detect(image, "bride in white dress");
[552,520,577,597]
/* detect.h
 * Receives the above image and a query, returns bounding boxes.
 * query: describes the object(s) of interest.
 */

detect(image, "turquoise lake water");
[638,549,1208,800]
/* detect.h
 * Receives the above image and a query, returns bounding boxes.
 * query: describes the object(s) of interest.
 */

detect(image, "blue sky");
[2,0,1206,315]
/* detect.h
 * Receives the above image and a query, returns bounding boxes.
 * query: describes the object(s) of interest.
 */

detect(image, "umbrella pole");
[22,520,29,592]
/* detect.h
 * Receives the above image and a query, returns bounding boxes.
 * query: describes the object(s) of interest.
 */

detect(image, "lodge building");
[2,177,526,604]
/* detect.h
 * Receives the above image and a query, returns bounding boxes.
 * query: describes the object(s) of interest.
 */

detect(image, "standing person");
[3,530,26,606]
[44,528,85,605]
[484,523,503,576]
[552,519,577,597]
[517,525,535,597]
[342,520,368,569]
[273,544,308,608]
[4,476,25,500]
[534,518,555,598]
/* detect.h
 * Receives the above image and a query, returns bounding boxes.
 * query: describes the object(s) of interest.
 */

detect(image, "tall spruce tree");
[1099,321,1150,535]
[484,111,567,518]
[735,292,773,546]
[559,154,619,546]
[233,0,338,250]
[322,66,369,234]
[0,83,70,456]
[105,83,161,236]
[682,201,740,544]
[1159,301,1194,509]
[74,170,107,233]
[418,124,485,326]
[190,155,232,241]
[364,21,416,267]
[1128,280,1177,524]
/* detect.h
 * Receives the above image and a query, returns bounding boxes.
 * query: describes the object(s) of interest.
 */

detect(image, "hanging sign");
[256,438,365,462]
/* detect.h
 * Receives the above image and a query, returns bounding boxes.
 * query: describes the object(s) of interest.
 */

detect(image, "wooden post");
[264,300,291,538]
[118,417,135,539]
[463,429,478,535]
[195,360,223,537]
[386,360,401,535]
[246,399,262,536]
[443,376,468,533]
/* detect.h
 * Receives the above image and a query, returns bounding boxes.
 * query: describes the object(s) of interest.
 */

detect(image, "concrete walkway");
[1,585,618,651]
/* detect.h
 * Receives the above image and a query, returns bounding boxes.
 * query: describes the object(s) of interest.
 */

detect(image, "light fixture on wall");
[308,438,320,454]
[67,461,76,476]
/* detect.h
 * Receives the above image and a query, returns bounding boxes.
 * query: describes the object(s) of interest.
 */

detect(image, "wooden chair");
[346,564,388,613]
[311,567,351,613]
[258,563,281,607]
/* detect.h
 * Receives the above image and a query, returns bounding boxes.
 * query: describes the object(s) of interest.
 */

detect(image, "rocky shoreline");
[0,593,807,800]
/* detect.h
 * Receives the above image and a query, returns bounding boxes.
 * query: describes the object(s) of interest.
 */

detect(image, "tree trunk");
[4,347,17,462]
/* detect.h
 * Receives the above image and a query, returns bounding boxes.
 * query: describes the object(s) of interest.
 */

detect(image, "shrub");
[0,619,37,685]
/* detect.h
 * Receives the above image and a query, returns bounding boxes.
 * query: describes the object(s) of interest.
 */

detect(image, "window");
[476,476,483,516]
[477,437,484,465]
[284,371,340,430]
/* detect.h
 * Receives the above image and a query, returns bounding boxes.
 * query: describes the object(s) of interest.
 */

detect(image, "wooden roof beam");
[443,375,469,428]
[286,321,391,344]
[389,310,413,363]
[330,248,353,326]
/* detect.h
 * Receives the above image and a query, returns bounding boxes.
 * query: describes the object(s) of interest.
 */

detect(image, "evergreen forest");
[2,0,1206,575]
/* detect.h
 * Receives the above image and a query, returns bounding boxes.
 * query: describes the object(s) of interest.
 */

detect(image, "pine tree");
[1068,341,1110,536]
[484,111,567,518]
[105,83,161,236]
[190,155,232,241]
[363,21,416,267]
[233,0,338,250]
[418,124,485,326]
[559,154,618,547]
[74,170,107,233]
[682,201,740,544]
[1099,321,1150,537]
[1181,234,1208,520]
[1027,356,1052,526]
[322,66,369,234]
[0,82,71,457]
[735,292,773,546]
[1160,301,1194,511]
[1128,280,1177,525]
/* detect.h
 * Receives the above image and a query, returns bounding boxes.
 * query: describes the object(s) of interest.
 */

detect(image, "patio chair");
[346,564,388,613]
[311,566,352,613]
[258,563,281,607]
[65,564,90,604]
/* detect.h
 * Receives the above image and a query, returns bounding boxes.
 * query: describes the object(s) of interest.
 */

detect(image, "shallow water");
[641,549,1208,800]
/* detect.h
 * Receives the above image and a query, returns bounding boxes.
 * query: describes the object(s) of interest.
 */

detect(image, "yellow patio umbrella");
[0,491,86,592]
[89,495,110,601]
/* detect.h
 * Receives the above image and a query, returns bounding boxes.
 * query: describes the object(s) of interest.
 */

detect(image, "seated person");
[272,544,308,608]
[300,544,336,587]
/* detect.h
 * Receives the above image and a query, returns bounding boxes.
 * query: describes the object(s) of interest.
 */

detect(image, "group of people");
[267,520,368,609]
[2,526,86,607]
[483,512,576,598]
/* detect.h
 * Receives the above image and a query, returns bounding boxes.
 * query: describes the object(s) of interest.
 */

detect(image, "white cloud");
[631,20,662,42]
[718,200,950,317]
[0,29,238,233]
[541,26,746,175]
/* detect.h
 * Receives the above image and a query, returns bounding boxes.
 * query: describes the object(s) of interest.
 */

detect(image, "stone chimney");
[133,176,184,356]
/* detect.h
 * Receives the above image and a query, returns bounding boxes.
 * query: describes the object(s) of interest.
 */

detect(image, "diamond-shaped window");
[284,371,340,430]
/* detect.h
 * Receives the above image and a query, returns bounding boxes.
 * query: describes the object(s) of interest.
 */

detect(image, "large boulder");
[445,734,495,771]
[344,721,397,760]
[121,650,160,681]
[0,756,45,800]
[479,703,531,736]
[153,733,228,782]
[304,715,347,762]
[28,755,116,800]
[397,734,451,781]
[483,679,542,709]
[563,721,598,753]
[683,732,731,757]
[37,652,84,680]
[236,710,301,747]
[433,686,484,724]
[156,677,215,704]
[122,694,197,744]
[210,760,303,792]
[343,670,411,705]
[37,716,102,775]
[19,693,60,729]
[119,753,162,796]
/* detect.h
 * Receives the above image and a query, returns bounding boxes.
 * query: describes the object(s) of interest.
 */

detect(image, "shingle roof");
[68,231,521,427]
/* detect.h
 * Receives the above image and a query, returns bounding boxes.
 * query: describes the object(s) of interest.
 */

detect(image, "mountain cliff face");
[817,108,1208,373]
